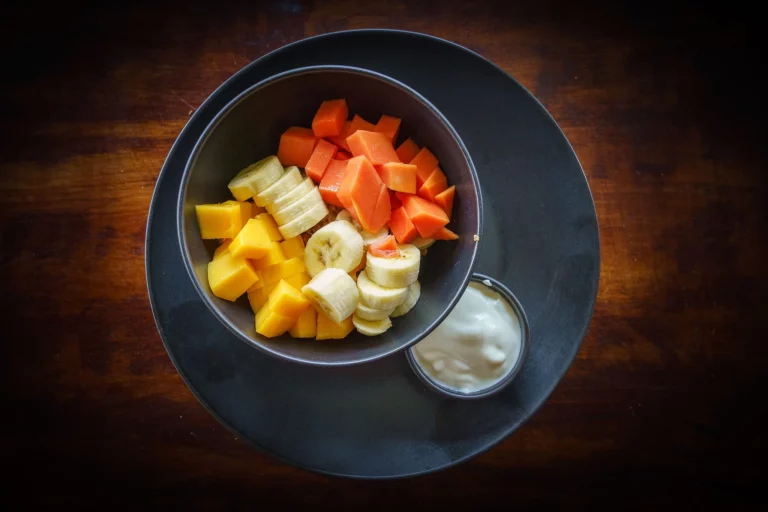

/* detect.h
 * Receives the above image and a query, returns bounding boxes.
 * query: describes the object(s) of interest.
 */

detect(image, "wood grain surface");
[1,1,765,507]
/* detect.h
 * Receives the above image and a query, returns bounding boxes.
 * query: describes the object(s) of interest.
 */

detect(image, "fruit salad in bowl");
[178,66,481,366]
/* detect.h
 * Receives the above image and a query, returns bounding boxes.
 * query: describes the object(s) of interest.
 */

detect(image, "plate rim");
[145,29,601,479]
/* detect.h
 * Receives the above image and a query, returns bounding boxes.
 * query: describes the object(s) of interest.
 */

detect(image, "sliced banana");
[278,201,329,239]
[391,281,421,317]
[365,244,420,289]
[302,268,359,325]
[353,315,392,336]
[266,178,314,215]
[355,302,395,321]
[336,209,389,246]
[304,220,364,277]
[273,187,325,226]
[356,271,408,310]
[254,166,302,206]
[228,156,284,201]
[412,237,435,250]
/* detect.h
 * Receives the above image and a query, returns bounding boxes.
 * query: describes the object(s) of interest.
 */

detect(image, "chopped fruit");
[260,257,307,286]
[335,151,352,160]
[369,235,399,258]
[399,193,450,238]
[433,226,459,240]
[378,162,417,194]
[227,156,283,201]
[389,206,418,244]
[268,279,311,317]
[289,307,317,338]
[207,251,259,301]
[280,236,305,259]
[409,147,439,188]
[277,127,317,167]
[305,139,338,182]
[433,185,455,218]
[254,213,283,241]
[223,199,252,227]
[316,312,354,340]
[229,218,274,259]
[255,303,296,338]
[326,120,352,151]
[284,272,311,290]
[195,202,245,239]
[349,114,377,135]
[250,241,286,270]
[250,203,268,216]
[266,179,314,215]
[389,190,402,210]
[346,130,400,166]
[395,138,420,164]
[312,99,348,137]
[375,115,401,143]
[318,159,348,207]
[213,239,232,259]
[367,185,391,233]
[417,167,448,202]
[247,287,270,313]
[342,156,384,230]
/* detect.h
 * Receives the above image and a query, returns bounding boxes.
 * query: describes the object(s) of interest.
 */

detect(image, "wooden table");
[2,2,764,506]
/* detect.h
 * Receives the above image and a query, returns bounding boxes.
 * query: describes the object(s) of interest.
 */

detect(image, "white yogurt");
[413,281,522,393]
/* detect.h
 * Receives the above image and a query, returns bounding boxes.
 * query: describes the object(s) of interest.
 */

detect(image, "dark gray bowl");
[406,273,530,399]
[178,66,482,366]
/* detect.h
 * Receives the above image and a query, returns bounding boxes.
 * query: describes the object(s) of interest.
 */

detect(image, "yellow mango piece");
[247,287,269,313]
[213,239,232,260]
[251,204,268,216]
[251,242,286,270]
[289,307,317,338]
[284,272,310,290]
[195,203,242,239]
[255,303,296,338]
[207,251,259,301]
[268,280,310,317]
[281,236,305,259]
[254,213,283,242]
[223,200,252,227]
[316,312,354,340]
[260,257,307,286]
[229,218,273,259]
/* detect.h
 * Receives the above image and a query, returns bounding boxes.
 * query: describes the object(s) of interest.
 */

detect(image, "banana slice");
[273,187,324,226]
[278,201,329,239]
[228,156,284,201]
[336,210,389,246]
[305,220,364,277]
[356,272,408,310]
[353,315,392,336]
[266,178,314,215]
[364,244,420,288]
[391,281,421,318]
[302,268,359,325]
[355,302,395,321]
[254,166,302,206]
[412,237,435,250]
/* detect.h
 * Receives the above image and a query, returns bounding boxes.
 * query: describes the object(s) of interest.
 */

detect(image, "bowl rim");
[406,273,531,399]
[177,64,483,367]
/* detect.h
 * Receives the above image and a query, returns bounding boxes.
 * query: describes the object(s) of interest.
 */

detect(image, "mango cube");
[255,303,296,338]
[213,239,232,260]
[223,200,252,227]
[195,203,243,239]
[247,287,270,313]
[229,218,273,259]
[268,280,310,317]
[281,236,305,259]
[289,307,317,338]
[316,312,354,340]
[207,251,259,301]
[251,242,286,270]
[284,272,311,290]
[260,257,307,286]
[254,213,283,242]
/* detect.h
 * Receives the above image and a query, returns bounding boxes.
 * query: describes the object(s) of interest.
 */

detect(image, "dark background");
[1,0,765,508]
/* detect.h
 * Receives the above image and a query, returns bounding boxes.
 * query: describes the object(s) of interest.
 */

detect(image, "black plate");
[146,30,599,478]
